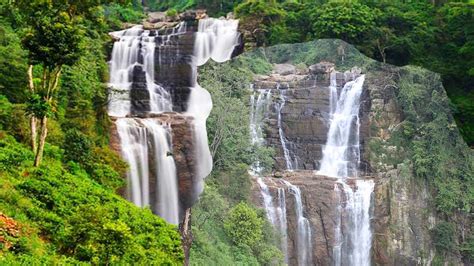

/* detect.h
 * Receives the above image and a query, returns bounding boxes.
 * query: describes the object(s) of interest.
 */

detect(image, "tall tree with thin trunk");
[16,2,84,166]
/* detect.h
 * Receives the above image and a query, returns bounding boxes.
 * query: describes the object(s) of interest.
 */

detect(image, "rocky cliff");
[226,39,473,265]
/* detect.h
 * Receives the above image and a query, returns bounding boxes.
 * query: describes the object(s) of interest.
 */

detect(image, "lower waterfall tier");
[252,173,375,266]
[110,113,207,223]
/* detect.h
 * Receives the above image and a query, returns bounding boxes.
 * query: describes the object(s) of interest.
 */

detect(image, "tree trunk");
[34,116,48,167]
[30,116,37,153]
[179,208,193,266]
[27,65,37,152]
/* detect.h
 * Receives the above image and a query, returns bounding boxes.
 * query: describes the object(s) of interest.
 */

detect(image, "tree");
[224,202,264,248]
[235,0,285,46]
[311,2,379,46]
[20,8,84,166]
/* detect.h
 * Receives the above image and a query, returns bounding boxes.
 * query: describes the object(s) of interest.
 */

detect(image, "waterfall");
[187,18,240,194]
[341,180,374,265]
[256,178,277,225]
[276,87,298,171]
[251,89,290,262]
[319,75,365,178]
[283,180,313,266]
[116,118,179,224]
[250,89,272,174]
[194,18,240,66]
[317,73,375,266]
[109,18,240,225]
[276,186,289,263]
[108,25,175,117]
[256,178,289,264]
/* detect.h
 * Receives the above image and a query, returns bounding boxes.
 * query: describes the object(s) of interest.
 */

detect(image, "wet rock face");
[254,63,370,172]
[154,30,197,112]
[131,65,150,114]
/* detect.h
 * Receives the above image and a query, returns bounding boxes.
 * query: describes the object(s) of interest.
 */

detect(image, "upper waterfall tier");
[250,64,370,174]
[194,18,240,66]
[319,74,365,178]
[108,19,241,118]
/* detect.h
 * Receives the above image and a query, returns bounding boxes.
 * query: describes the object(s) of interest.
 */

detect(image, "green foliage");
[21,11,84,69]
[148,0,196,12]
[224,202,263,248]
[58,35,110,143]
[89,163,125,191]
[25,94,52,119]
[312,2,378,45]
[166,8,178,17]
[0,19,27,103]
[460,232,474,261]
[397,66,473,215]
[63,129,93,166]
[213,164,251,203]
[235,0,285,46]
[104,3,145,30]
[432,222,457,254]
[0,135,34,171]
[0,95,12,130]
[0,135,183,264]
[190,181,282,265]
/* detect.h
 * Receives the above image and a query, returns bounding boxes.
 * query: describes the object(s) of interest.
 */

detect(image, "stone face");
[147,12,167,23]
[273,64,297,75]
[143,21,179,30]
[309,62,335,75]
[152,27,197,113]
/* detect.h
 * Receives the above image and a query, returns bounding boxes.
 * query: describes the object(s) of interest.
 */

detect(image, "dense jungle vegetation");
[0,0,472,264]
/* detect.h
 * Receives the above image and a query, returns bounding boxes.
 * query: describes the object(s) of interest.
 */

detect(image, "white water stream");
[318,74,374,266]
[116,118,179,224]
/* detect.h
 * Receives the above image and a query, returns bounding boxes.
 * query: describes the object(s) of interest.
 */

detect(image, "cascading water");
[340,180,374,265]
[116,118,179,224]
[250,89,291,263]
[194,18,240,66]
[108,25,176,117]
[250,89,272,174]
[109,18,240,224]
[276,86,298,171]
[319,75,365,178]
[283,180,313,266]
[318,73,374,266]
[256,178,289,263]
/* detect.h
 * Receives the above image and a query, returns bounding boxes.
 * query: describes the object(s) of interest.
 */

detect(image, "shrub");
[224,202,263,248]
[0,135,33,171]
[63,129,93,166]
[166,8,178,17]
[432,222,457,254]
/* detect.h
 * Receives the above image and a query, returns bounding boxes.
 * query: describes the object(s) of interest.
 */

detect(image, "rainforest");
[0,0,472,265]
